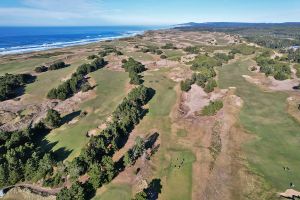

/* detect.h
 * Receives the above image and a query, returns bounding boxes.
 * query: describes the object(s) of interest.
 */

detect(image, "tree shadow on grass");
[61,110,81,125]
[32,124,72,162]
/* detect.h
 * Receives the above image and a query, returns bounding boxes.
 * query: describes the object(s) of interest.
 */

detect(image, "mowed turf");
[46,69,129,161]
[95,69,195,200]
[218,58,300,191]
[0,57,54,75]
[25,59,86,103]
[93,184,132,200]
[138,69,195,200]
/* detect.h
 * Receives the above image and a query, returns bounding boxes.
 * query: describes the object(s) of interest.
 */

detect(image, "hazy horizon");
[1,0,300,26]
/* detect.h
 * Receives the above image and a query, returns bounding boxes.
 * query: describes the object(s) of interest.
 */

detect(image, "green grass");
[144,70,177,117]
[218,58,300,191]
[93,184,132,200]
[140,69,195,200]
[159,149,195,200]
[25,60,85,102]
[163,49,184,61]
[0,58,55,75]
[46,69,129,161]
[124,52,155,61]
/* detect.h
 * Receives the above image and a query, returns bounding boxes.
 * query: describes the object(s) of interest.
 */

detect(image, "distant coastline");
[0,26,164,55]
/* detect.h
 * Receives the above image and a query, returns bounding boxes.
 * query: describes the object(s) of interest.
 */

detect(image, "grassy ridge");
[218,58,300,191]
[46,69,129,161]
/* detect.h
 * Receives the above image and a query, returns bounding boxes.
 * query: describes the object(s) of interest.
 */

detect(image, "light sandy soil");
[279,189,300,199]
[181,84,227,116]
[243,73,300,92]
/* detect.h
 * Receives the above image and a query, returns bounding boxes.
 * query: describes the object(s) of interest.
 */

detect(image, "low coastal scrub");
[184,46,200,54]
[0,73,35,101]
[47,57,106,100]
[98,46,123,57]
[294,64,300,78]
[161,43,177,49]
[49,61,68,70]
[141,45,163,55]
[34,65,48,73]
[180,53,227,93]
[230,44,256,55]
[256,54,291,80]
[201,100,223,116]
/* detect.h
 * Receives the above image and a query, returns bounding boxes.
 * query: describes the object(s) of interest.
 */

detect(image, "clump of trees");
[122,58,146,85]
[201,100,223,116]
[141,46,163,55]
[230,44,256,55]
[160,55,167,59]
[44,109,62,129]
[34,65,48,73]
[287,48,300,63]
[190,54,222,71]
[132,178,162,200]
[123,137,145,166]
[87,55,99,60]
[161,43,177,50]
[256,54,291,80]
[0,127,56,187]
[57,181,93,200]
[61,85,153,194]
[98,46,123,57]
[184,46,200,54]
[214,53,234,63]
[47,58,106,100]
[180,54,222,93]
[180,79,194,92]
[0,73,35,101]
[49,61,68,71]
[204,79,217,93]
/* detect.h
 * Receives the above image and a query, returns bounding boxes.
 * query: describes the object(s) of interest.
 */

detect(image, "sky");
[0,0,300,26]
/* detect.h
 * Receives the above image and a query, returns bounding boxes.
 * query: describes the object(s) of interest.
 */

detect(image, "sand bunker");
[279,189,300,199]
[182,84,227,116]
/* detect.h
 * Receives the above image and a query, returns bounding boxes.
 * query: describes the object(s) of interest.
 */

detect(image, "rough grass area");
[46,69,129,161]
[218,58,300,191]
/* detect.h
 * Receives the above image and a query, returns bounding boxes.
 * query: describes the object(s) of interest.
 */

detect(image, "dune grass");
[218,58,300,191]
[46,69,129,161]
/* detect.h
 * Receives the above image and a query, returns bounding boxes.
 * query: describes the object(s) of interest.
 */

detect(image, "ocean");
[0,26,161,55]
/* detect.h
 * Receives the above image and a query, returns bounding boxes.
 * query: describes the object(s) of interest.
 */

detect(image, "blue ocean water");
[0,26,160,55]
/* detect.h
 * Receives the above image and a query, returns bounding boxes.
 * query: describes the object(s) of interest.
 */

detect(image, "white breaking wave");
[0,31,143,55]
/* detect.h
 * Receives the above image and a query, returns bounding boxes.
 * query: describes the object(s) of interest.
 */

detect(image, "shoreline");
[0,31,144,56]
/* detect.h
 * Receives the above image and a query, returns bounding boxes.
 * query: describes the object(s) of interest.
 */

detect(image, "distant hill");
[176,22,300,28]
